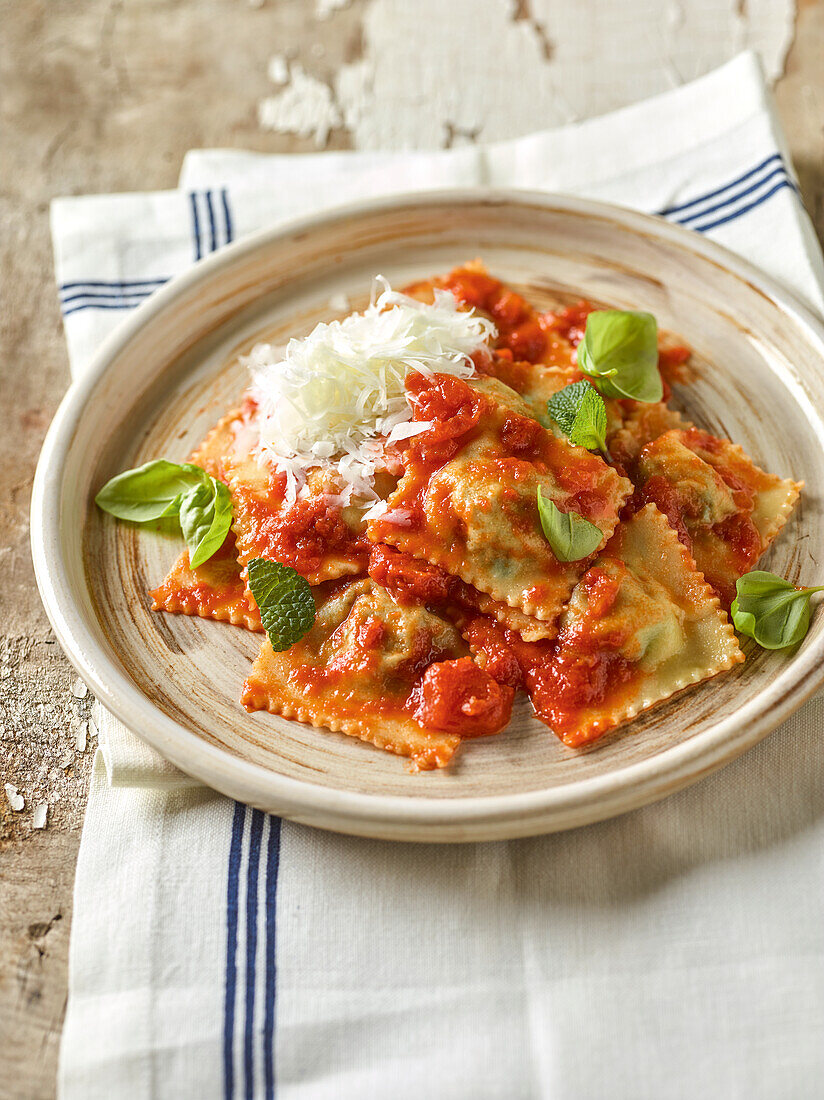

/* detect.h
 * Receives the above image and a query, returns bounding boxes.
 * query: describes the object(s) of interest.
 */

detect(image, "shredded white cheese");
[246,277,495,507]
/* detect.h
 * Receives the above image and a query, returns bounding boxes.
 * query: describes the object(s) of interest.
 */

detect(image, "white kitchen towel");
[56,52,824,1099]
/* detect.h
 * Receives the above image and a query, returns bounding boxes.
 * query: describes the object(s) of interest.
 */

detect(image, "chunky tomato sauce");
[282,608,513,739]
[412,657,514,737]
[541,301,595,346]
[444,269,549,362]
[462,566,640,746]
[368,543,455,605]
[235,470,368,578]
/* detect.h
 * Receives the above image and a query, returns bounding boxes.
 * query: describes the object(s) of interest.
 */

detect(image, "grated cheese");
[246,277,495,507]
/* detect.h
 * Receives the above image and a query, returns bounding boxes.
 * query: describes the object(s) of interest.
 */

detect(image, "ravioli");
[241,578,511,769]
[366,542,557,642]
[151,409,260,627]
[150,533,263,632]
[473,355,688,479]
[466,505,743,746]
[224,454,385,586]
[369,372,632,627]
[636,428,801,605]
[189,403,251,480]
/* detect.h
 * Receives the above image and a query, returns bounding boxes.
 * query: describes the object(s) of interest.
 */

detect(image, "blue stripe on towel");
[658,153,785,216]
[59,188,237,315]
[206,190,218,254]
[60,289,156,308]
[673,165,793,227]
[222,189,235,244]
[657,152,801,233]
[190,191,203,262]
[244,810,266,1100]
[263,816,282,1100]
[689,178,798,233]
[223,802,246,1100]
[59,277,169,296]
[62,297,154,317]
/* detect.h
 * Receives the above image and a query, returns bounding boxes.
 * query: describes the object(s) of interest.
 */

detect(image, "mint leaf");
[578,310,662,403]
[96,459,233,568]
[95,460,206,522]
[731,570,824,650]
[247,558,316,651]
[536,488,603,562]
[547,380,607,451]
[179,479,233,569]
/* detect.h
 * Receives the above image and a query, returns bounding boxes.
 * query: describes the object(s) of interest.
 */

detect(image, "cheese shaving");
[245,277,495,506]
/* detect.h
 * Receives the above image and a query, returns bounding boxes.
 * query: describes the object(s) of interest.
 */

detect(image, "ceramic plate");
[31,191,824,841]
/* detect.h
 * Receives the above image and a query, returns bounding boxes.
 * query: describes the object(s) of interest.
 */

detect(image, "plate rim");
[30,187,824,841]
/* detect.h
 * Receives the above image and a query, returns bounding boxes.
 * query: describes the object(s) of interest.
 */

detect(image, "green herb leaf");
[95,460,206,522]
[179,479,233,569]
[536,487,603,562]
[247,558,316,651]
[546,380,607,452]
[96,459,233,568]
[730,570,824,649]
[578,309,662,403]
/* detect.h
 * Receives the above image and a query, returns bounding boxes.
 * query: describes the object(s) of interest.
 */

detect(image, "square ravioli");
[225,451,373,586]
[241,578,513,770]
[466,505,743,746]
[150,532,262,632]
[635,427,801,606]
[152,410,262,628]
[368,372,632,628]
[474,355,690,475]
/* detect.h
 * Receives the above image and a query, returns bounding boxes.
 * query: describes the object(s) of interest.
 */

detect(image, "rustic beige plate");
[31,191,824,842]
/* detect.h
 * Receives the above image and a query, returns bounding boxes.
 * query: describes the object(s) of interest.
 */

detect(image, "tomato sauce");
[461,615,526,687]
[541,301,594,347]
[528,646,635,746]
[463,567,638,746]
[412,657,515,737]
[236,475,368,578]
[368,544,455,606]
[403,371,614,523]
[443,268,550,363]
[631,475,693,551]
[150,532,257,621]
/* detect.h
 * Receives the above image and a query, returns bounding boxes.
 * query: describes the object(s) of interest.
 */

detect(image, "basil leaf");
[536,487,603,562]
[730,570,824,649]
[96,458,233,568]
[578,309,662,403]
[179,479,233,569]
[247,558,316,651]
[546,380,607,451]
[95,460,206,522]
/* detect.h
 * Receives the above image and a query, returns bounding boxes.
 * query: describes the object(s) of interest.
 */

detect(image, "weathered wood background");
[1,1,822,1094]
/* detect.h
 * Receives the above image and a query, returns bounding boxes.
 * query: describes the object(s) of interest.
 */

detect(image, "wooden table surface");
[1,1,823,1095]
